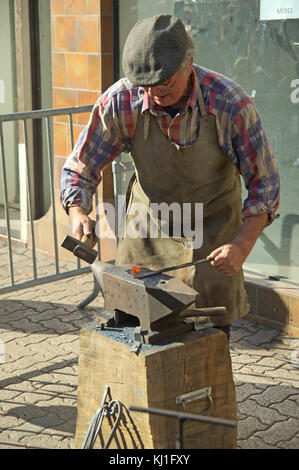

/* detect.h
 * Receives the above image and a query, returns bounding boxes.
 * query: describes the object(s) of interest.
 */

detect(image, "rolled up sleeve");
[60,97,126,215]
[230,102,280,225]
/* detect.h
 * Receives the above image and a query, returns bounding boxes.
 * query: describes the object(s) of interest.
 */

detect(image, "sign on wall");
[260,0,299,20]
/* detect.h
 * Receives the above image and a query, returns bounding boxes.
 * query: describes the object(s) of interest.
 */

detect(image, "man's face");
[141,58,193,108]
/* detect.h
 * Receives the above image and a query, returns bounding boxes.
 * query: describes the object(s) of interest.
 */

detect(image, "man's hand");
[207,213,268,277]
[207,242,248,277]
[69,206,97,247]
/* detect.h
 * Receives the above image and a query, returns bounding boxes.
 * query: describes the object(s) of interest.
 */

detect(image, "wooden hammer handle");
[81,233,96,248]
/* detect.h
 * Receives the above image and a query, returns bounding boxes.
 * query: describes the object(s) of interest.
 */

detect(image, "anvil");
[91,261,227,345]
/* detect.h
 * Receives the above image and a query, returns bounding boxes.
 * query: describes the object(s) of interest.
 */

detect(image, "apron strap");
[197,84,207,118]
[143,110,150,141]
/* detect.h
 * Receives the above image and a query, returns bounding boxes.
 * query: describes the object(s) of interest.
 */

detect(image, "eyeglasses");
[142,74,178,91]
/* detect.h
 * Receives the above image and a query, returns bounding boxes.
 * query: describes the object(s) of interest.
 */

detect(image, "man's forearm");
[208,212,268,276]
[232,213,268,259]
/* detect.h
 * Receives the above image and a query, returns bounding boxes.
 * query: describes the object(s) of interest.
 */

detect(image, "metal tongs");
[131,257,211,279]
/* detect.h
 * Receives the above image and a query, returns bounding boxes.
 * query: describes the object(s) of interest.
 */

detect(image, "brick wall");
[50,0,114,152]
[31,0,116,262]
[51,0,112,154]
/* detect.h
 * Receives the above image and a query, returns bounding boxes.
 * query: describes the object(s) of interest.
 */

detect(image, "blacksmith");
[60,15,280,341]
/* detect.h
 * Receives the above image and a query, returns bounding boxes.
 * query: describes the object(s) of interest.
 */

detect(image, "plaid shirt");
[60,65,280,223]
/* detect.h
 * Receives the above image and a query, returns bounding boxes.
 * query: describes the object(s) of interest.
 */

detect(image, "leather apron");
[116,85,250,326]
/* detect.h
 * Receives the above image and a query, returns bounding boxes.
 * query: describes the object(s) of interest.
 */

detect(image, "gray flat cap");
[122,15,188,86]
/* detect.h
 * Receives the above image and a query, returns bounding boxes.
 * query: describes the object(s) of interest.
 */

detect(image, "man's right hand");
[68,206,97,247]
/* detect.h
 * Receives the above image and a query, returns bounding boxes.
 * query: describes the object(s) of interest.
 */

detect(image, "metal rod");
[0,266,91,295]
[45,116,59,274]
[136,258,211,279]
[77,275,101,309]
[95,187,101,259]
[112,160,119,245]
[177,418,185,450]
[0,121,14,285]
[67,112,81,271]
[68,113,74,149]
[81,385,110,449]
[23,119,37,279]
[130,405,236,428]
[0,105,93,122]
[0,105,97,298]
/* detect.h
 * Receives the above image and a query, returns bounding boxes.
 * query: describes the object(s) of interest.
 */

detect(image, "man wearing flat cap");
[60,15,280,340]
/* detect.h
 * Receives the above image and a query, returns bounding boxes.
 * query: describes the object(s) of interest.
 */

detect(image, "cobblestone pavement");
[0,244,298,449]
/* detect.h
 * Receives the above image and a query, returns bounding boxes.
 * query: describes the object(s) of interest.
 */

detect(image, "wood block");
[74,323,237,449]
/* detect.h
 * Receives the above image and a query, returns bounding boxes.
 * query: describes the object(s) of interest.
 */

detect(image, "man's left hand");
[207,243,247,277]
[207,213,269,277]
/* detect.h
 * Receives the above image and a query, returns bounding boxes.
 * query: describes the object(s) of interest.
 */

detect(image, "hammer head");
[61,235,97,264]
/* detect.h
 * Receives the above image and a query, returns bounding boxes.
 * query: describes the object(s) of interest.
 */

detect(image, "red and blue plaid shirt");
[60,65,280,223]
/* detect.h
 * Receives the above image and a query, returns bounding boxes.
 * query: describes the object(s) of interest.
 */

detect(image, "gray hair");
[177,34,196,74]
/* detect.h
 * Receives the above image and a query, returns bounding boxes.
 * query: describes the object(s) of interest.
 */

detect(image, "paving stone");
[6,420,44,441]
[0,439,28,449]
[255,356,287,367]
[19,435,73,449]
[250,384,299,407]
[38,382,76,396]
[48,334,78,345]
[237,415,268,440]
[230,322,259,344]
[288,395,299,405]
[231,362,244,371]
[36,318,78,334]
[29,412,64,429]
[237,398,288,425]
[0,414,24,430]
[235,382,266,403]
[254,418,298,446]
[277,434,299,449]
[234,362,281,377]
[19,301,57,312]
[242,328,281,347]
[7,404,48,421]
[271,400,299,419]
[16,391,57,406]
[230,353,261,364]
[36,395,77,408]
[27,310,61,322]
[2,354,41,373]
[8,317,49,334]
[237,436,278,449]
[1,245,299,450]
[230,343,275,356]
[0,300,28,313]
[0,330,31,344]
[267,366,299,383]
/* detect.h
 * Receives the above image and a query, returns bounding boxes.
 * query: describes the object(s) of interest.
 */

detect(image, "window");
[118,0,299,282]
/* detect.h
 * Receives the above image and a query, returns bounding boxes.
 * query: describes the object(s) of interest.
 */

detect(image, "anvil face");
[91,261,198,343]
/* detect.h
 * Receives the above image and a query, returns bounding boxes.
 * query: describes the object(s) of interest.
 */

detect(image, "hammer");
[61,233,97,264]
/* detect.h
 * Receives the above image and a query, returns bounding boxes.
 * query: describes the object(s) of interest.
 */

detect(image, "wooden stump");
[74,322,237,449]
